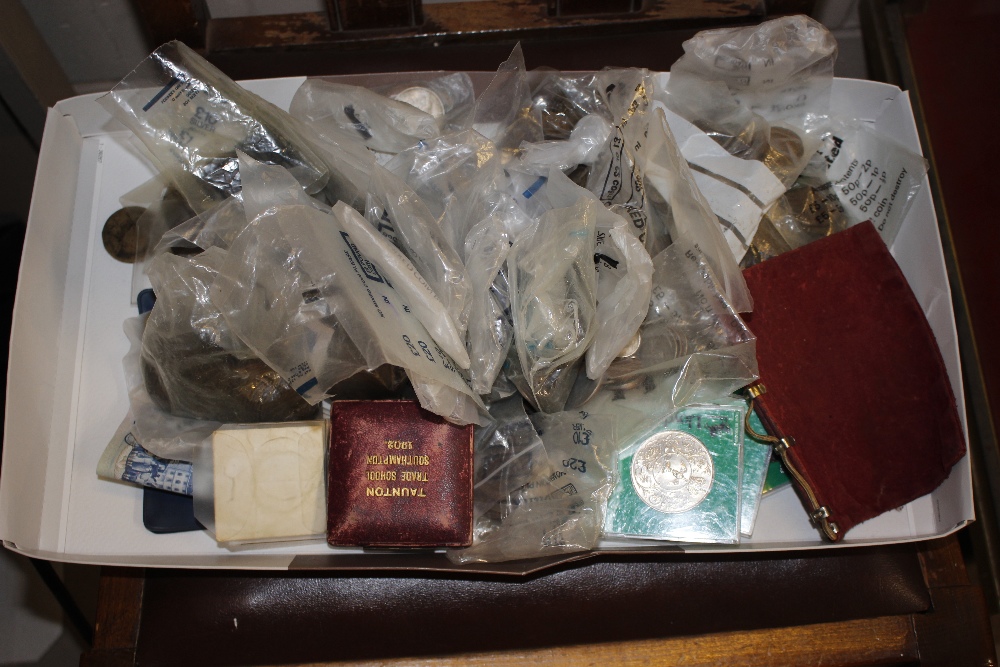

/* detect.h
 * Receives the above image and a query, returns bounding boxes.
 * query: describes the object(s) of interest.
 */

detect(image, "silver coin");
[391,87,445,119]
[630,431,713,513]
[617,331,642,358]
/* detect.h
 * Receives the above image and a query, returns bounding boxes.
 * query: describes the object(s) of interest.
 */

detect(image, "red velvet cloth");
[742,222,966,538]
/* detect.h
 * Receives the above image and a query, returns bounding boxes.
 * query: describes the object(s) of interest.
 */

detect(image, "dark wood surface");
[80,568,143,667]
[133,0,782,79]
[860,0,1000,614]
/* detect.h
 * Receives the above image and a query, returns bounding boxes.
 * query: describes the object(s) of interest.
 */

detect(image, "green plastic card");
[605,404,743,544]
[741,406,773,536]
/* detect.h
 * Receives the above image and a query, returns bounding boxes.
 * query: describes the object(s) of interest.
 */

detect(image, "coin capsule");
[630,431,714,513]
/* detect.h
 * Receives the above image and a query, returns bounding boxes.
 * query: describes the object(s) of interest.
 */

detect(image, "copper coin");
[102,206,148,263]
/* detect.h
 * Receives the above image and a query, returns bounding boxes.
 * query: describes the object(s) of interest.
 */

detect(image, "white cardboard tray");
[0,75,973,569]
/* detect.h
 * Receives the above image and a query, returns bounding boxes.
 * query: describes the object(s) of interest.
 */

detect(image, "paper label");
[290,214,481,406]
[657,103,786,261]
[814,124,927,245]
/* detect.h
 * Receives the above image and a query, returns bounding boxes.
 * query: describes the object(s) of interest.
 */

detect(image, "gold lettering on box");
[385,440,414,449]
[364,454,430,466]
[362,437,431,499]
[365,486,428,498]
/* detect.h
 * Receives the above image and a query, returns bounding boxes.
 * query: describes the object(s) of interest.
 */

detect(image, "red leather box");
[327,400,474,547]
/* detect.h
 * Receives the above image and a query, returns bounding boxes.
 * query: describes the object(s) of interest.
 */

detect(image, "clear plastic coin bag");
[530,71,610,142]
[449,401,614,563]
[508,187,598,413]
[591,237,757,389]
[153,195,248,255]
[211,156,487,425]
[385,129,501,254]
[798,115,929,246]
[289,79,440,156]
[375,72,477,134]
[132,248,317,462]
[472,44,543,157]
[100,41,328,212]
[586,203,653,381]
[463,199,519,394]
[669,15,837,127]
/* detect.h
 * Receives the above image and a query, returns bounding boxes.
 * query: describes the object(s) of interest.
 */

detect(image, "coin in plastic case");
[630,430,714,513]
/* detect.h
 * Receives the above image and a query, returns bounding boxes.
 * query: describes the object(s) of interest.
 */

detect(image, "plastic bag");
[759,182,851,254]
[115,177,198,303]
[385,129,502,254]
[530,410,616,504]
[578,239,757,434]
[798,115,929,246]
[639,239,756,374]
[509,190,599,413]
[662,73,772,160]
[208,158,374,404]
[531,71,610,141]
[463,206,514,394]
[739,213,795,268]
[641,107,754,313]
[289,78,439,155]
[449,401,614,563]
[583,358,747,446]
[472,44,543,158]
[517,114,612,172]
[211,156,487,424]
[585,68,673,257]
[97,411,194,495]
[133,248,317,461]
[100,41,328,212]
[333,201,469,369]
[123,315,216,462]
[586,205,654,380]
[669,15,837,126]
[469,396,549,518]
[154,195,248,254]
[375,72,476,134]
[278,118,474,339]
[653,86,812,268]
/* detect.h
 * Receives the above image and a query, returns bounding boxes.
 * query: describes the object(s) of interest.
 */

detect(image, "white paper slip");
[656,103,786,262]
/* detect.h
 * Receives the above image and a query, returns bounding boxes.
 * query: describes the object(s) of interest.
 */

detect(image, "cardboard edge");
[0,107,85,550]
[874,87,975,531]
[1,541,297,570]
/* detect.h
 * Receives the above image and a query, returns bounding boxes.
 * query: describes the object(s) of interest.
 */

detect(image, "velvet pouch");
[742,221,965,540]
